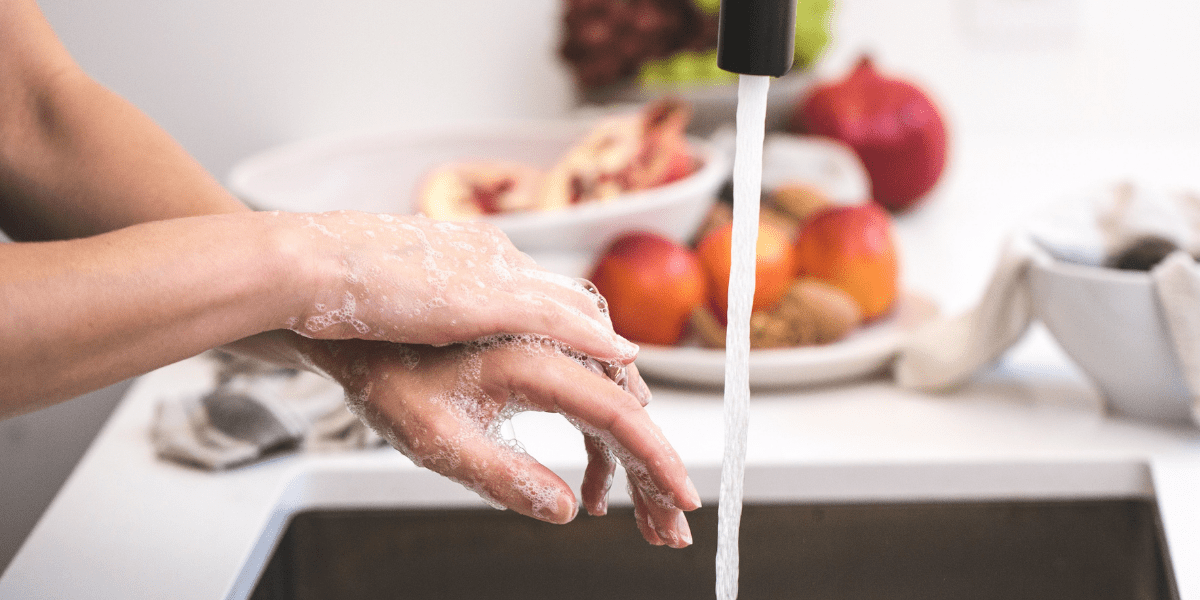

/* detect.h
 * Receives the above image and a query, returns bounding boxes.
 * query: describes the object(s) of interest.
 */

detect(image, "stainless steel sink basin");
[249,499,1177,600]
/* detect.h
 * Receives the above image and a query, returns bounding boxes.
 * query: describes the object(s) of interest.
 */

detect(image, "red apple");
[792,203,899,319]
[587,231,707,345]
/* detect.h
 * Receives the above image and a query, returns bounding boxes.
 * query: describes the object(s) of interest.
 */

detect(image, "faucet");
[717,0,798,77]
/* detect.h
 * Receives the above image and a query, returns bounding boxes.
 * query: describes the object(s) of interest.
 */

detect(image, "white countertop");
[4,135,1200,599]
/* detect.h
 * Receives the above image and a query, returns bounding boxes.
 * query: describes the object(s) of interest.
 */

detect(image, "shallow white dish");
[634,293,937,389]
[227,120,730,276]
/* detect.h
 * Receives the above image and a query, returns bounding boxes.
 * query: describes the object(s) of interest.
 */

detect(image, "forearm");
[0,0,324,401]
[0,0,245,241]
[0,212,315,416]
[0,1,629,411]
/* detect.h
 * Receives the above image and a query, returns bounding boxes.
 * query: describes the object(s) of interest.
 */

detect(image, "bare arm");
[0,0,244,240]
[0,0,630,414]
[0,0,310,414]
[0,214,315,413]
[0,1,698,545]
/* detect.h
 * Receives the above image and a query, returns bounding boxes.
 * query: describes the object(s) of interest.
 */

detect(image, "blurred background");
[28,0,1200,177]
[3,0,1199,572]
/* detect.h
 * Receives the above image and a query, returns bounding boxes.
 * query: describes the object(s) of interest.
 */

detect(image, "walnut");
[775,279,863,345]
[690,279,863,350]
[769,183,832,222]
[689,305,727,349]
[749,311,796,349]
[760,206,800,241]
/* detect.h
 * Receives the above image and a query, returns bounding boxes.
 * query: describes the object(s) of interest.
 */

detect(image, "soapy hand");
[284,211,638,364]
[316,336,700,548]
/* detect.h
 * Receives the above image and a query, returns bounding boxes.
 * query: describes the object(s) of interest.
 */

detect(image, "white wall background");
[39,0,579,179]
[32,0,1200,181]
[824,0,1200,143]
[4,0,1198,573]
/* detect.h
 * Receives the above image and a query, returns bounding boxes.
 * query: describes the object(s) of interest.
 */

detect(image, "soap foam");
[302,291,370,335]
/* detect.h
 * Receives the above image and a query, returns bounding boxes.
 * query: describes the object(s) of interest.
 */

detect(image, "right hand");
[282,211,638,363]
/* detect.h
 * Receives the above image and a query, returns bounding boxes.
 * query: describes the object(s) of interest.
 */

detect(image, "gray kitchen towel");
[151,351,384,470]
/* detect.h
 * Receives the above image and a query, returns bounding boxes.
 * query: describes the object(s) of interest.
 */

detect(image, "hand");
[313,336,701,548]
[284,211,638,363]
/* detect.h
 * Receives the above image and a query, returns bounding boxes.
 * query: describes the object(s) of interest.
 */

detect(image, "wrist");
[261,211,345,331]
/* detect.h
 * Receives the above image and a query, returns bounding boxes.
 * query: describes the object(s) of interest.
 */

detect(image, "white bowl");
[1029,259,1195,424]
[228,121,730,276]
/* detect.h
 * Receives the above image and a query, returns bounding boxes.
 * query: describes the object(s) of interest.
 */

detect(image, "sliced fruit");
[540,98,696,210]
[417,161,544,220]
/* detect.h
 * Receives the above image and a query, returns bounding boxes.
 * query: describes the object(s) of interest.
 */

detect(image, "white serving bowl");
[1029,258,1195,424]
[228,121,730,276]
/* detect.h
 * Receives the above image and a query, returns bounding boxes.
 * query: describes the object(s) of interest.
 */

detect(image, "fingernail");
[587,496,607,517]
[638,377,652,400]
[614,335,639,359]
[565,496,579,523]
[675,511,693,546]
[544,495,577,524]
[684,476,702,509]
[651,518,675,547]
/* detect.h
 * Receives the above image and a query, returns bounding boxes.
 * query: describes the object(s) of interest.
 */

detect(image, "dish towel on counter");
[892,182,1200,423]
[151,351,384,470]
[892,232,1050,391]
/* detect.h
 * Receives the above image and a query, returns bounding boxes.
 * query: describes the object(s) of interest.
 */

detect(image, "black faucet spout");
[717,0,797,77]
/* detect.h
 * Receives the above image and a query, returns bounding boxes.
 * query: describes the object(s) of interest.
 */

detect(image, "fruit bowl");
[228,120,730,276]
[634,292,938,389]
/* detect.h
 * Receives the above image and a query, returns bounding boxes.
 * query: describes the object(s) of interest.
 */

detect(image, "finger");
[499,289,639,364]
[507,354,699,512]
[455,433,580,524]
[405,405,579,525]
[438,297,635,365]
[516,269,608,315]
[630,476,693,549]
[515,269,613,325]
[631,483,666,546]
[513,269,637,362]
[581,433,617,516]
[625,362,652,406]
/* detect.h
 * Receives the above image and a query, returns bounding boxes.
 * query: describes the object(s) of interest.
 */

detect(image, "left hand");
[309,336,700,548]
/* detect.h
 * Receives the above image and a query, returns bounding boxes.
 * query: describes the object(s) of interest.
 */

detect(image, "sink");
[250,498,1176,600]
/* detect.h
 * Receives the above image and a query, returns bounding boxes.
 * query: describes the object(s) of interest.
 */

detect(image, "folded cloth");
[1152,252,1200,423]
[151,351,384,470]
[893,182,1200,423]
[893,232,1050,391]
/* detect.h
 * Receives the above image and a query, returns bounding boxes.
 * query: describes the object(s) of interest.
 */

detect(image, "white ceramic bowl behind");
[228,121,730,276]
[1029,259,1194,423]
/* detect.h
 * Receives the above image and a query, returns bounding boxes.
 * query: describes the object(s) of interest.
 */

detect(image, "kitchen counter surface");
[4,135,1200,599]
[4,346,1200,600]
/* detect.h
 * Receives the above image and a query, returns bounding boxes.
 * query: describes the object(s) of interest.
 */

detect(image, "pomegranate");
[789,56,948,213]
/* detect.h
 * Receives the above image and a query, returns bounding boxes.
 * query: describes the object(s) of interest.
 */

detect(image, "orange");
[792,203,898,319]
[696,220,797,318]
